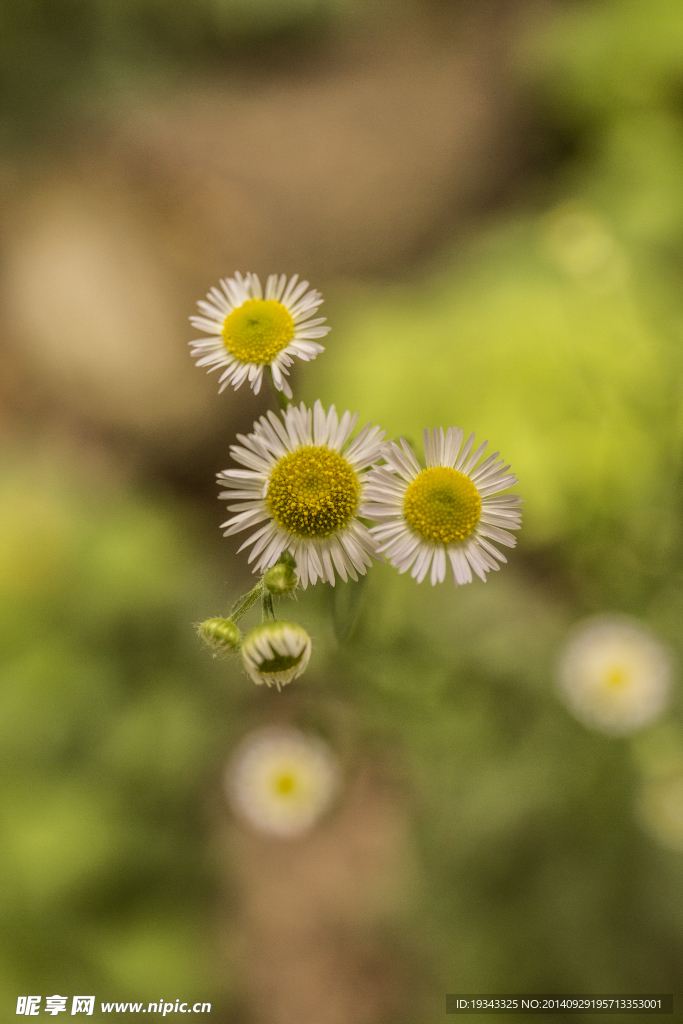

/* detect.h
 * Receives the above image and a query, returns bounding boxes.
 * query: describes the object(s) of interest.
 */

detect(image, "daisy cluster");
[192,271,523,694]
[191,272,522,595]
[189,271,681,846]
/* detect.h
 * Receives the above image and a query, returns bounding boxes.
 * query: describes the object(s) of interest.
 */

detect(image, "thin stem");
[228,582,264,623]
[261,591,276,621]
[268,368,292,411]
[330,573,368,643]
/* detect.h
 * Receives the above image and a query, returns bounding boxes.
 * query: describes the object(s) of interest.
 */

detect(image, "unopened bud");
[241,621,311,689]
[263,561,298,596]
[198,617,242,653]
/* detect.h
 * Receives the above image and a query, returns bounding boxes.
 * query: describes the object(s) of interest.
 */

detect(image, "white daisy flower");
[226,726,340,838]
[217,400,385,587]
[241,620,312,689]
[189,272,330,398]
[364,427,522,586]
[557,614,673,735]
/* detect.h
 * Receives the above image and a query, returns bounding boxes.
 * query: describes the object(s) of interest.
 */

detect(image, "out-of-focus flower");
[540,202,626,289]
[241,621,312,688]
[365,427,521,586]
[637,775,683,853]
[189,272,329,397]
[226,726,340,838]
[217,400,385,587]
[557,615,672,735]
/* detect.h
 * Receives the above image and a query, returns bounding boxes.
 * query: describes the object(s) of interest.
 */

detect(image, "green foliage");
[293,0,683,1012]
[0,458,232,1013]
[0,0,370,142]
[528,0,683,117]
[7,0,683,1014]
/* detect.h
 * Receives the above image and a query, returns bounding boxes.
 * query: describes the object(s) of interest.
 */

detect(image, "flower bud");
[241,621,312,689]
[198,616,242,653]
[263,561,298,596]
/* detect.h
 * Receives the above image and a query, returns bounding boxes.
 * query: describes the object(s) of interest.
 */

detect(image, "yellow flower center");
[403,466,481,544]
[275,773,295,795]
[266,445,360,538]
[222,298,294,364]
[604,664,629,689]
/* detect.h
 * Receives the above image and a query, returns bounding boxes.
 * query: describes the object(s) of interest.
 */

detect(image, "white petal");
[430,546,447,585]
[448,547,473,585]
[455,433,475,471]
[412,544,434,584]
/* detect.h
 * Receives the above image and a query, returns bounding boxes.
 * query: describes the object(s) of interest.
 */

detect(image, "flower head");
[218,400,385,587]
[557,614,673,735]
[226,726,340,837]
[189,272,329,398]
[364,427,522,585]
[241,620,312,689]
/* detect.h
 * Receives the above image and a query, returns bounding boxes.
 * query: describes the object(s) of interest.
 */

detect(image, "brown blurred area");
[0,0,535,497]
[226,761,415,1024]
[0,3,543,1020]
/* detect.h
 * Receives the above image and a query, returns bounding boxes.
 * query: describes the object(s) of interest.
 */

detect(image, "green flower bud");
[198,617,242,653]
[263,561,298,596]
[241,621,312,689]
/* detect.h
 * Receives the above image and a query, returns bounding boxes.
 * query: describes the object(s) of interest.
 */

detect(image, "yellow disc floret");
[604,664,630,689]
[275,773,295,795]
[403,466,481,544]
[222,298,294,364]
[267,445,360,538]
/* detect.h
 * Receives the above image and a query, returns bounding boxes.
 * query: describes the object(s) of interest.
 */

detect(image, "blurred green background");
[2,0,683,1020]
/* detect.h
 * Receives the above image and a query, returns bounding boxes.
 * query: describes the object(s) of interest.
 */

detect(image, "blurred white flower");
[365,427,522,586]
[557,615,673,735]
[226,726,340,838]
[189,272,329,397]
[218,400,385,587]
[241,620,312,689]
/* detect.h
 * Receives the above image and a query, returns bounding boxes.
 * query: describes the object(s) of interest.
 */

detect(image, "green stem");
[261,591,276,621]
[228,582,264,623]
[269,368,292,411]
[330,574,368,643]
